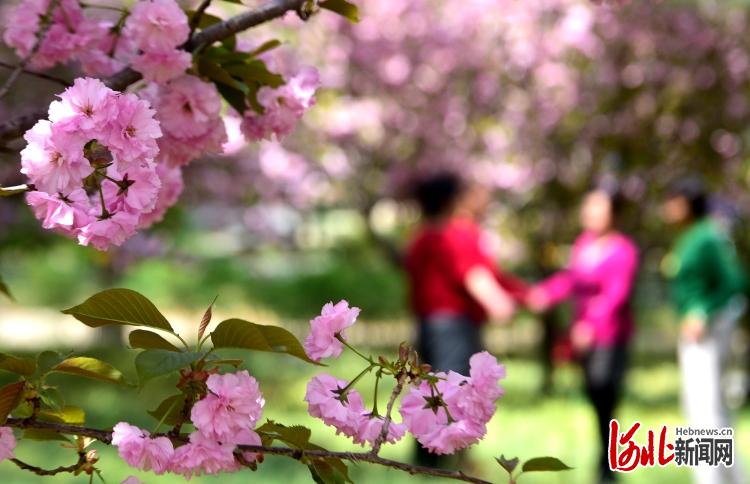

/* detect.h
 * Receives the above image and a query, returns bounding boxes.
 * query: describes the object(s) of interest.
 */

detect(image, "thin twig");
[5,418,113,444]
[189,0,213,36]
[10,453,86,476]
[0,0,308,143]
[0,61,69,87]
[0,184,34,196]
[3,418,492,484]
[370,372,406,455]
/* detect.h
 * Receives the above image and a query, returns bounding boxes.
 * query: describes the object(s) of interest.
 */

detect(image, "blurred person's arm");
[465,266,515,322]
[527,236,588,312]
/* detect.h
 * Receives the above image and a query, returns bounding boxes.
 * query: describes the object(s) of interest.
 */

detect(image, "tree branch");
[370,372,406,455]
[10,453,86,476]
[3,417,492,484]
[0,0,308,144]
[189,0,214,35]
[0,184,34,196]
[0,61,70,88]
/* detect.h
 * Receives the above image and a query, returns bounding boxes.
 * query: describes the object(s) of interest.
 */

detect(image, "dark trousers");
[581,345,628,483]
[414,314,482,468]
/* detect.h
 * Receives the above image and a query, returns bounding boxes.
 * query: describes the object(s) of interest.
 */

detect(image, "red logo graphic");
[608,420,675,472]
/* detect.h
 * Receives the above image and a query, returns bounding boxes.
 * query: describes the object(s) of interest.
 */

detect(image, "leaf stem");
[335,334,372,364]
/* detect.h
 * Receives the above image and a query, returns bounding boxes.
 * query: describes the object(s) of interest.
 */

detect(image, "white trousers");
[678,298,747,484]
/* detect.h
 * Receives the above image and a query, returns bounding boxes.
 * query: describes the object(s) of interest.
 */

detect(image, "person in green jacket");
[662,178,746,484]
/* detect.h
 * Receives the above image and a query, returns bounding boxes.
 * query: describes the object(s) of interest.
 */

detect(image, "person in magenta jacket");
[528,186,639,484]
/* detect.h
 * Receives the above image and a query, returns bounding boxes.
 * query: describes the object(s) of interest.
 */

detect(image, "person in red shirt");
[404,172,525,467]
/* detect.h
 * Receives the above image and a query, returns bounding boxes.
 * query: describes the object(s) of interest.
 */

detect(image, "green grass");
[1,348,748,484]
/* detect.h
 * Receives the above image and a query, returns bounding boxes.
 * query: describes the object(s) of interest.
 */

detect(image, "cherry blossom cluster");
[21,77,167,250]
[302,301,506,455]
[2,0,190,81]
[112,370,265,478]
[142,75,228,168]
[0,427,16,463]
[240,67,321,142]
[2,0,109,71]
[122,0,192,84]
[305,373,406,446]
[399,351,506,454]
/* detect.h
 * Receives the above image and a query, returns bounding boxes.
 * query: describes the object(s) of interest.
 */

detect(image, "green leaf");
[148,394,186,426]
[257,421,351,483]
[39,387,65,411]
[257,421,312,448]
[0,353,36,377]
[248,39,282,57]
[308,458,351,484]
[521,457,573,473]
[205,357,243,368]
[496,455,520,475]
[216,82,248,114]
[187,11,223,30]
[39,405,85,425]
[225,60,284,88]
[50,357,127,385]
[135,350,203,383]
[199,57,249,93]
[36,351,64,375]
[202,45,248,65]
[320,0,359,22]
[22,428,71,442]
[211,319,319,365]
[129,330,181,352]
[62,288,173,331]
[0,381,25,423]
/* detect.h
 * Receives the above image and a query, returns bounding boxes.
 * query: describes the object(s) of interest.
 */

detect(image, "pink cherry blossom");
[155,75,224,139]
[191,370,265,441]
[0,427,16,462]
[2,0,101,70]
[353,415,406,446]
[20,120,91,194]
[26,189,92,236]
[131,49,192,84]
[399,352,506,455]
[20,77,163,250]
[2,0,47,57]
[106,93,162,166]
[111,422,174,475]
[399,372,484,455]
[102,163,162,215]
[169,431,240,478]
[235,429,263,464]
[138,163,184,229]
[155,120,227,167]
[77,210,140,251]
[240,66,320,141]
[303,300,360,361]
[304,373,366,438]
[123,0,189,52]
[78,28,138,78]
[120,477,143,484]
[48,77,118,132]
